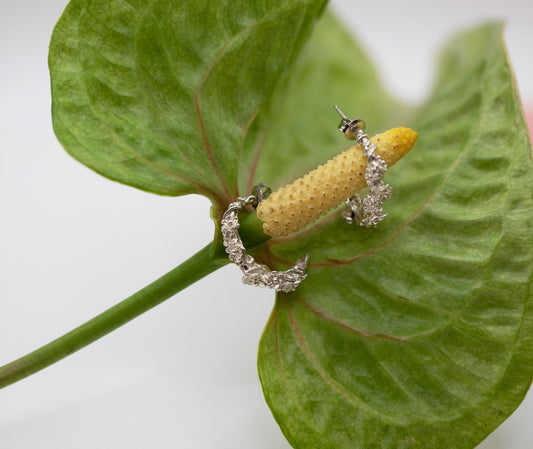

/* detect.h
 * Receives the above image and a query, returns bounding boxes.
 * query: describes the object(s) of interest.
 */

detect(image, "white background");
[1,0,532,448]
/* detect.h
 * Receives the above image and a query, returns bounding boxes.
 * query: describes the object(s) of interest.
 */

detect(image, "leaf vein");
[282,298,407,423]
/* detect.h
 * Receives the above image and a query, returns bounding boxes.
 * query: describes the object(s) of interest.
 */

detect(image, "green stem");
[0,241,228,389]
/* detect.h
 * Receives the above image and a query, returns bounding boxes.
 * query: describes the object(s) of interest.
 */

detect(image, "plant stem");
[0,241,228,389]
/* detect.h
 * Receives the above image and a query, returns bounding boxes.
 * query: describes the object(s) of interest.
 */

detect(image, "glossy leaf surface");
[257,20,533,449]
[49,0,327,210]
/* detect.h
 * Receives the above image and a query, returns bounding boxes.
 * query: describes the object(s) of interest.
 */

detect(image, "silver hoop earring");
[221,184,308,293]
[334,106,392,227]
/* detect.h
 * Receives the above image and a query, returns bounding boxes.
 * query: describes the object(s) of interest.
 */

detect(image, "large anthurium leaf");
[49,0,327,212]
[257,20,533,449]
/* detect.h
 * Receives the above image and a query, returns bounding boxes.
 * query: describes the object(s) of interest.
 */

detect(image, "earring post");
[334,105,348,119]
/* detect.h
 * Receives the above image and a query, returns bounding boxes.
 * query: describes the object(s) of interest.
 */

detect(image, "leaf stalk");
[0,242,228,389]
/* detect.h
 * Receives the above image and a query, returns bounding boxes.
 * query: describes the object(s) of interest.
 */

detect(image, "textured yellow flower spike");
[256,127,418,237]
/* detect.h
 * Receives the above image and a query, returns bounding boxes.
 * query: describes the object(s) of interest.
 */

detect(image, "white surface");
[1,1,532,448]
[333,0,533,106]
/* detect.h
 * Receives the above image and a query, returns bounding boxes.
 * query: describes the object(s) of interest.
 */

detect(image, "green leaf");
[49,2,533,448]
[49,0,328,211]
[257,20,533,449]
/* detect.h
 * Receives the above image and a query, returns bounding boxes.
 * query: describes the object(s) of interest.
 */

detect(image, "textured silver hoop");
[221,190,308,293]
[334,105,392,227]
